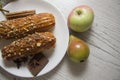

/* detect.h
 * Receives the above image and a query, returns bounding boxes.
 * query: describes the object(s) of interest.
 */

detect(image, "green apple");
[67,35,90,63]
[68,5,94,32]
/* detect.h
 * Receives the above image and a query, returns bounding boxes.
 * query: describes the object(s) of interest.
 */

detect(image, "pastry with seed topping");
[0,13,55,39]
[2,32,56,60]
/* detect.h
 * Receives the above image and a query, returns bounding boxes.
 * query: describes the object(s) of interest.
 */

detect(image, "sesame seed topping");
[9,50,12,52]
[30,23,34,26]
[14,53,16,55]
[31,45,34,48]
[11,25,15,29]
[19,52,21,55]
[41,24,44,26]
[0,24,2,27]
[7,34,10,37]
[28,38,32,41]
[47,37,50,38]
[37,43,41,47]
[8,54,11,57]
[26,48,29,50]
[4,46,7,49]
[49,38,53,41]
[24,22,27,24]
[33,26,36,28]
[21,49,24,51]
[9,31,13,33]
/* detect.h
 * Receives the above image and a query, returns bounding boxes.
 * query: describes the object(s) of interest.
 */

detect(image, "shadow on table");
[66,55,89,77]
[69,25,93,43]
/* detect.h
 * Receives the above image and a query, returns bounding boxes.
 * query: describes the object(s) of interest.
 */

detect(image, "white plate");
[0,0,69,78]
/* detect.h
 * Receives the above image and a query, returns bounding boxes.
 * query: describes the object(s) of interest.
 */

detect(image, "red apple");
[68,5,94,32]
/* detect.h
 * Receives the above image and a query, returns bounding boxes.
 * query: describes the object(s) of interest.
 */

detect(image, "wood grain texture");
[0,0,120,80]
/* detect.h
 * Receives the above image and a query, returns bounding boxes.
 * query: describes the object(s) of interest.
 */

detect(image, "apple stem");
[77,10,81,15]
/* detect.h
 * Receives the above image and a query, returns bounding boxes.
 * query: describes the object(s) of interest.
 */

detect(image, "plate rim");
[0,0,69,78]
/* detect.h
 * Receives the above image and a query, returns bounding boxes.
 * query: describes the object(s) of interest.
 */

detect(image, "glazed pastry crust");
[2,32,56,60]
[0,13,55,39]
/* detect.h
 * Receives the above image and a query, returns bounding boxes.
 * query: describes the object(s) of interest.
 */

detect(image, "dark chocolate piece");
[28,53,48,76]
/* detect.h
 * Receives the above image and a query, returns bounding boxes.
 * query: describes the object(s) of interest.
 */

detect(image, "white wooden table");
[0,0,120,80]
